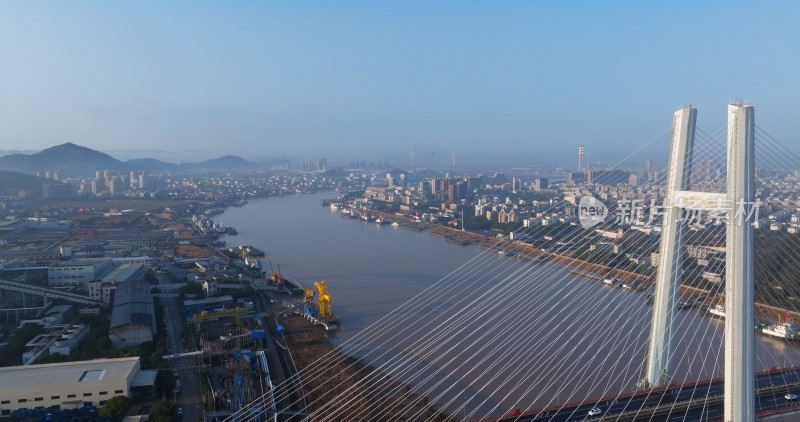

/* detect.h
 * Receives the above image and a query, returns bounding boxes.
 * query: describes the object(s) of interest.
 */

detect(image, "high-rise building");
[567,172,586,185]
[578,145,585,171]
[108,177,124,195]
[446,181,466,203]
[91,179,103,195]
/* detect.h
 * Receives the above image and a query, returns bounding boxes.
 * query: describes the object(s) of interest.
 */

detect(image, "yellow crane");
[193,308,245,328]
[295,278,334,319]
[295,278,316,302]
[314,280,332,318]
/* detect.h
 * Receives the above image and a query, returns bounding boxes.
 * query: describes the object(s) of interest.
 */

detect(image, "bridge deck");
[481,366,800,422]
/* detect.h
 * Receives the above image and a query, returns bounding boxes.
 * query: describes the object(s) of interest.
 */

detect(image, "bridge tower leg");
[724,102,755,422]
[645,106,696,388]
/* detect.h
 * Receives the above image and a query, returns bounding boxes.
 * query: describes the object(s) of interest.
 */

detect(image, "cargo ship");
[761,314,800,340]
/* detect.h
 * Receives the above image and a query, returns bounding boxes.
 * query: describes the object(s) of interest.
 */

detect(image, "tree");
[155,370,176,397]
[99,396,131,422]
[0,323,44,367]
[153,400,177,422]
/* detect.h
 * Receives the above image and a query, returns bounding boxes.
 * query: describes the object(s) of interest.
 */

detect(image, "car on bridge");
[785,393,798,401]
[588,407,602,416]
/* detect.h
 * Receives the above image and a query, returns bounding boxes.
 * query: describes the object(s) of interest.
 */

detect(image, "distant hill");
[0,149,38,157]
[0,142,126,177]
[182,155,260,170]
[130,155,260,171]
[127,158,178,172]
[411,169,444,179]
[0,170,61,197]
[104,148,221,163]
[0,143,265,176]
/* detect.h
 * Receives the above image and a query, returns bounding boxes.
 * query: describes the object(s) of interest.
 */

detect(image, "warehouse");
[109,280,156,348]
[0,357,156,415]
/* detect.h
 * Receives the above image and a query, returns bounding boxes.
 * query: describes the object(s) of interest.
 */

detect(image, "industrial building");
[183,295,234,316]
[0,357,156,415]
[18,304,74,327]
[87,263,146,305]
[109,281,155,348]
[48,258,115,287]
[22,323,89,365]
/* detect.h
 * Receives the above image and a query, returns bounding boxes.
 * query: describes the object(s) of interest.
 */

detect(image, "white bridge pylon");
[645,103,756,422]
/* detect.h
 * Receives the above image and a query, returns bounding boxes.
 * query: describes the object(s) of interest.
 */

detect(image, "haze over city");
[6,3,800,422]
[3,2,800,166]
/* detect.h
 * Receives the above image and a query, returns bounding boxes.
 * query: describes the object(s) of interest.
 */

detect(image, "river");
[216,192,800,419]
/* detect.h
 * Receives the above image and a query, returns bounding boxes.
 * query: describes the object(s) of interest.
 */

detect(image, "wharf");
[276,311,450,421]
[402,221,429,231]
[431,229,472,245]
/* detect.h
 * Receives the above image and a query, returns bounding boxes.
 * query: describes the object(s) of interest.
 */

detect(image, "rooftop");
[183,295,233,308]
[53,257,113,267]
[111,281,154,330]
[102,264,144,283]
[0,357,140,389]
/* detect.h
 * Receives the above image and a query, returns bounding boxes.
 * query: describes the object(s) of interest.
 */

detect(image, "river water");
[217,192,800,418]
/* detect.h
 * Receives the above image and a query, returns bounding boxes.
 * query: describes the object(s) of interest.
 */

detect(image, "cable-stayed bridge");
[221,103,800,422]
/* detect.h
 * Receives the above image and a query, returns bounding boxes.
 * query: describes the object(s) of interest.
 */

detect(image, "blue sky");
[1,2,799,166]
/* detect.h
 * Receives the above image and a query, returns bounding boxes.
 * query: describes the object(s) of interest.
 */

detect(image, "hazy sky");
[2,2,800,166]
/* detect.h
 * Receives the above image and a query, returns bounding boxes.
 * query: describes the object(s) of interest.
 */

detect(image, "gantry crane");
[193,308,245,328]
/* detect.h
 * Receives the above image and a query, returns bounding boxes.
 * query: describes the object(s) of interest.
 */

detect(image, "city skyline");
[2,2,800,166]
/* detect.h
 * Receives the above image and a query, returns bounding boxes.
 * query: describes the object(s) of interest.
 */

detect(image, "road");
[160,276,204,422]
[486,367,800,422]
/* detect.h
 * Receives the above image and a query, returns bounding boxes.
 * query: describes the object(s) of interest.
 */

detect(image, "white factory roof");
[0,357,139,389]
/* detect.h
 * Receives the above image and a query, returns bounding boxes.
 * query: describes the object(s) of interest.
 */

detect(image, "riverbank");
[277,311,450,421]
[370,209,800,321]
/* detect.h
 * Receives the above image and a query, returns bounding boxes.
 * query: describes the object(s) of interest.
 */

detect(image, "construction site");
[187,276,337,419]
[186,272,451,421]
[271,300,450,421]
[186,302,274,416]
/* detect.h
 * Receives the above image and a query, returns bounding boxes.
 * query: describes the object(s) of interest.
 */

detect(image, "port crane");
[295,279,334,318]
[268,262,284,285]
[298,278,315,302]
[314,280,332,318]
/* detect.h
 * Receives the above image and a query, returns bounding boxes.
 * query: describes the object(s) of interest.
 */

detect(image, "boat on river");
[761,314,800,340]
[708,304,726,318]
